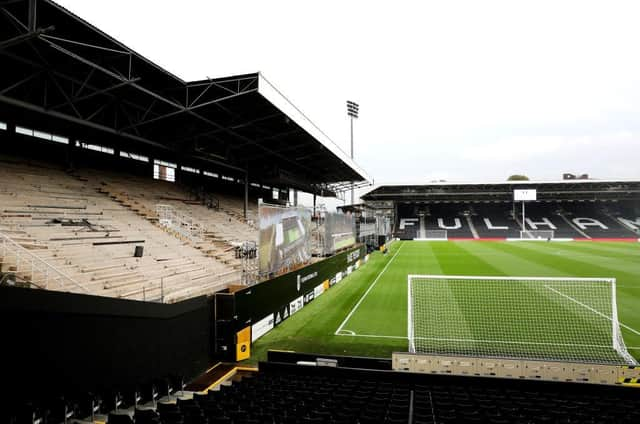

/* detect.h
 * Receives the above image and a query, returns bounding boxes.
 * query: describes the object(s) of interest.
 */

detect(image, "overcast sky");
[58,0,640,202]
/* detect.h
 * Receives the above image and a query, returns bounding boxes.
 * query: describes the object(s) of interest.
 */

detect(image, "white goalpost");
[407,274,636,365]
[415,230,448,240]
[520,230,554,240]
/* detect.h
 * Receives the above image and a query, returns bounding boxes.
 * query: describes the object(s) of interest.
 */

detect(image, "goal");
[416,230,447,240]
[520,230,554,240]
[407,274,636,365]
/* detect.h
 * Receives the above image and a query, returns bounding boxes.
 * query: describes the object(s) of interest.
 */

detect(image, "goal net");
[416,230,447,240]
[520,230,554,240]
[407,275,636,365]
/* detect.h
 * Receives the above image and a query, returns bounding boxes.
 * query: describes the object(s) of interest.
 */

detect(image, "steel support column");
[244,168,249,221]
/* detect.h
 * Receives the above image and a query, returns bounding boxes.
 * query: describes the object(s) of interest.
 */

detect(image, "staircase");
[465,214,480,239]
[557,212,590,239]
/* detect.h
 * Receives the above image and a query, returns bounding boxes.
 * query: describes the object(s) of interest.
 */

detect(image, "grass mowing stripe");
[455,241,567,278]
[529,243,640,273]
[431,241,505,276]
[553,242,640,261]
[487,242,640,287]
[334,241,405,335]
[577,242,640,255]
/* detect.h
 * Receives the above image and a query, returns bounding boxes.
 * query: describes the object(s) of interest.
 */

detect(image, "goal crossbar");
[407,274,636,365]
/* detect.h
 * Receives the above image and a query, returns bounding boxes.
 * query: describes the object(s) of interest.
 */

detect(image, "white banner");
[251,313,274,342]
[290,296,304,316]
[314,283,325,298]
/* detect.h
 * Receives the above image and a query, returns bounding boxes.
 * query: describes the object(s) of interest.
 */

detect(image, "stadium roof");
[362,180,640,203]
[0,0,371,196]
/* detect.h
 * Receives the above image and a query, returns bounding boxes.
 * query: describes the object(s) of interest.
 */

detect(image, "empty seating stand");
[0,158,254,302]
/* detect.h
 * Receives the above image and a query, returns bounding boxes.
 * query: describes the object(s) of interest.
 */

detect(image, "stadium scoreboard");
[514,189,537,201]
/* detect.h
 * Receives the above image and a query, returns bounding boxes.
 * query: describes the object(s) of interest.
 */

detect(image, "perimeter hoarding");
[258,204,312,276]
[233,244,365,340]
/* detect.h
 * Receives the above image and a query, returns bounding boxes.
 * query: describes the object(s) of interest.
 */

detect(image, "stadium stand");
[394,201,639,240]
[424,204,475,238]
[0,158,250,301]
[365,181,640,240]
[561,203,637,239]
[471,204,520,238]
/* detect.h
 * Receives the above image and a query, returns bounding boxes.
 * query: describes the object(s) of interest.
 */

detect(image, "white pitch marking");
[545,285,640,337]
[334,242,405,335]
[335,333,407,339]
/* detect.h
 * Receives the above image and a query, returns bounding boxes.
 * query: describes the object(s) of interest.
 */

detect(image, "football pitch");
[249,240,640,364]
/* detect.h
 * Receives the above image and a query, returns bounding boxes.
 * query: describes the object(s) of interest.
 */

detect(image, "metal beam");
[49,77,140,111]
[0,25,53,50]
[119,89,256,132]
[174,111,283,143]
[0,94,169,148]
[40,37,184,110]
[27,0,36,32]
[0,71,41,95]
[0,6,28,31]
[0,47,162,119]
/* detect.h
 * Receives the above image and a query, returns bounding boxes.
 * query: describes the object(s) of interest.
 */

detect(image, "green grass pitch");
[248,240,640,364]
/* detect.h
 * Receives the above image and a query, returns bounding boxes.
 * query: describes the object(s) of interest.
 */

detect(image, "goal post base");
[392,352,640,386]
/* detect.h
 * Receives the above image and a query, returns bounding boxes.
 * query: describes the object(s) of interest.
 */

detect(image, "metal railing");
[156,204,204,242]
[0,232,89,293]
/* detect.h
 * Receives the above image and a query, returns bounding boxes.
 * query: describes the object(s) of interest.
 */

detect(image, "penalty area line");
[334,242,405,335]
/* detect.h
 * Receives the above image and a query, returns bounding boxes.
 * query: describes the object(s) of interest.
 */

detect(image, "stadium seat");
[108,412,134,424]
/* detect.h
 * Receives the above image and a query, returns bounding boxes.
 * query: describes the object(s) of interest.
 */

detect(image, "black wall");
[235,245,365,325]
[0,287,213,398]
[215,245,366,358]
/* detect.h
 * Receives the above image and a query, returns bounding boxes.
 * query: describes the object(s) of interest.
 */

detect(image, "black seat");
[108,412,134,424]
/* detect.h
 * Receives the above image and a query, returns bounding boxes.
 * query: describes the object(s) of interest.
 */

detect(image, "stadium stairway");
[561,203,639,239]
[556,211,590,239]
[423,205,475,239]
[464,214,480,239]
